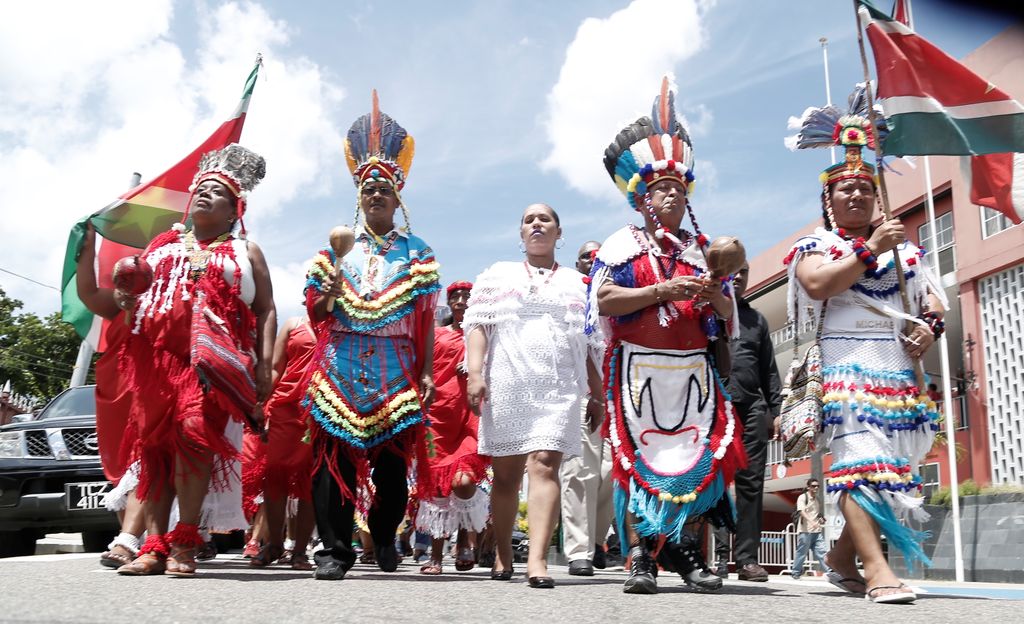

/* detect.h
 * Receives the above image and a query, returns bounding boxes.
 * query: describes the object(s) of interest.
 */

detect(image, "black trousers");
[311,441,409,569]
[716,404,769,566]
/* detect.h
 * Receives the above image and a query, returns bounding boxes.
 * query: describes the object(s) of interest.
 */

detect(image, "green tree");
[0,287,83,404]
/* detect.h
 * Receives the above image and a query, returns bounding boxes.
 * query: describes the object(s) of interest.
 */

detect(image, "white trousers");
[559,414,614,563]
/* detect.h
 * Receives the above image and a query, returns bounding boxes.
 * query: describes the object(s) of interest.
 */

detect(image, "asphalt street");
[2,552,1022,624]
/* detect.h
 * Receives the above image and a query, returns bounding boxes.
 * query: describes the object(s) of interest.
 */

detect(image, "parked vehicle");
[0,385,117,557]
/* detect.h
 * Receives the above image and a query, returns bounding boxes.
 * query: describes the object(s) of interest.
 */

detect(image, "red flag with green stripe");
[61,59,262,350]
[858,0,1024,156]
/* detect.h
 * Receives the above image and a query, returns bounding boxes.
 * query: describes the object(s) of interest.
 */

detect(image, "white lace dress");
[463,261,603,458]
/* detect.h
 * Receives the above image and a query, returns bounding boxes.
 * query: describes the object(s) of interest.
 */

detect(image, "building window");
[918,212,955,276]
[920,462,941,500]
[980,206,1015,239]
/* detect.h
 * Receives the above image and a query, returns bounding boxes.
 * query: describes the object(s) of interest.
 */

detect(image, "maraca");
[705,236,746,280]
[325,226,355,312]
[112,256,153,324]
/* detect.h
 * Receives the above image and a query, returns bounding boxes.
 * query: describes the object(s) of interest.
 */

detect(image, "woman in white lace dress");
[464,203,604,588]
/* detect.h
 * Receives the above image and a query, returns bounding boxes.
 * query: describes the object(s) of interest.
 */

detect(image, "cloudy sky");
[0,0,1012,323]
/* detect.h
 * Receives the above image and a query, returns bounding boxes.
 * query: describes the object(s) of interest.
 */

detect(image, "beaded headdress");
[344,90,416,232]
[603,76,695,210]
[603,76,706,253]
[786,84,888,192]
[184,143,266,232]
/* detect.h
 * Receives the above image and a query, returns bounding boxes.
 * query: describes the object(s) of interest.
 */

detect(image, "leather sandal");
[420,559,443,575]
[250,543,285,568]
[100,544,135,569]
[117,552,166,576]
[290,552,314,571]
[454,547,476,571]
[166,544,198,577]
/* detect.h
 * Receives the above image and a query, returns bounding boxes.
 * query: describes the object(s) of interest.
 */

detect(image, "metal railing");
[712,525,832,574]
[770,316,818,349]
[766,439,810,466]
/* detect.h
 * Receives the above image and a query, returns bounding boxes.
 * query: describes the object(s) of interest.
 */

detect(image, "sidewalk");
[761,571,1024,601]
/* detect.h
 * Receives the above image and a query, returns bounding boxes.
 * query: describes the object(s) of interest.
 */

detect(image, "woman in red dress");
[415,282,490,574]
[114,144,275,576]
[248,315,319,569]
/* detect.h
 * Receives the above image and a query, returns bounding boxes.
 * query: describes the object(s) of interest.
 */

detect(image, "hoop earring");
[518,240,526,253]
[555,237,565,250]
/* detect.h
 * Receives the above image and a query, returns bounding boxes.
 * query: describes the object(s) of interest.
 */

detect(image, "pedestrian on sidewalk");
[790,479,832,579]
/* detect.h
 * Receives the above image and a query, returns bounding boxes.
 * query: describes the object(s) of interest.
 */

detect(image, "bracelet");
[653,283,663,302]
[850,237,879,275]
[919,311,945,338]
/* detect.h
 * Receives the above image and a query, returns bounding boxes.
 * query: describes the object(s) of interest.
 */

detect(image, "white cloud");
[541,0,709,202]
[0,2,344,317]
[267,259,313,323]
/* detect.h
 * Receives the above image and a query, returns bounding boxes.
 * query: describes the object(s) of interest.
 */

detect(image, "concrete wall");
[891,494,1024,583]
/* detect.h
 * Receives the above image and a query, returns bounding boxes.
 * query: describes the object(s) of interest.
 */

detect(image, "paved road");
[2,552,1021,624]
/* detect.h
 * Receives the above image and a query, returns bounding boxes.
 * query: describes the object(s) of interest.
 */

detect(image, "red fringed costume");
[118,228,255,501]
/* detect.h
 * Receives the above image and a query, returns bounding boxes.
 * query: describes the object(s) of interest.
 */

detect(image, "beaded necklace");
[359,230,400,295]
[182,230,232,280]
[523,260,558,295]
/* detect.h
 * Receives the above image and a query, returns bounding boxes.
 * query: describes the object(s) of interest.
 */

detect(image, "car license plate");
[66,481,112,512]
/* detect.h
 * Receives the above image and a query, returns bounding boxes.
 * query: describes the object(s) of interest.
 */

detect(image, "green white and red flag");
[60,59,262,350]
[858,0,1024,156]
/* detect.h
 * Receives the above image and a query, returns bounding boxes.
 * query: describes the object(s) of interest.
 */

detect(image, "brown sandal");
[166,544,198,576]
[250,543,285,568]
[420,559,443,575]
[290,552,314,571]
[117,552,166,576]
[455,547,476,571]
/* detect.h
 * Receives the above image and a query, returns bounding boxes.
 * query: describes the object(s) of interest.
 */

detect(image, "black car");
[0,385,118,557]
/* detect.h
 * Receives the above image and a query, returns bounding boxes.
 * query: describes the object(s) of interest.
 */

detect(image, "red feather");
[370,89,381,156]
[658,76,671,134]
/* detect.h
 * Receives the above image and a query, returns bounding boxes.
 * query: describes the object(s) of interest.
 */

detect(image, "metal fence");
[711,525,830,575]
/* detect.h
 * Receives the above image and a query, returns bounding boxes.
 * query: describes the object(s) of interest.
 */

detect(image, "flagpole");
[852,0,926,394]
[904,0,965,582]
[922,156,966,583]
[820,37,837,166]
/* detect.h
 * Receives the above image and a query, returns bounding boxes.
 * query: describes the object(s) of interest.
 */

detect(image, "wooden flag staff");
[852,0,926,392]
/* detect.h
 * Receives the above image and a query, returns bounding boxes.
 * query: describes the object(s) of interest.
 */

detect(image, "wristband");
[919,311,945,338]
[850,237,878,275]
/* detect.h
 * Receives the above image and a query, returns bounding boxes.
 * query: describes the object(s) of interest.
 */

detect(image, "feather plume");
[785,83,888,151]
[369,89,381,157]
[344,90,415,179]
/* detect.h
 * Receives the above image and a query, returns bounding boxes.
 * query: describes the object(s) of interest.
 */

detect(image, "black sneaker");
[660,541,723,592]
[713,559,729,579]
[593,546,607,570]
[623,546,658,594]
[313,560,347,581]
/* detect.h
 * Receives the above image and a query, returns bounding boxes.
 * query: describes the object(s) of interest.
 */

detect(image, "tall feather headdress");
[785,83,888,187]
[344,90,415,191]
[603,76,695,210]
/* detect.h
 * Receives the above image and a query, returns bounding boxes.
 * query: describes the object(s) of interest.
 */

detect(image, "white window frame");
[980,205,1015,239]
[918,211,954,251]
